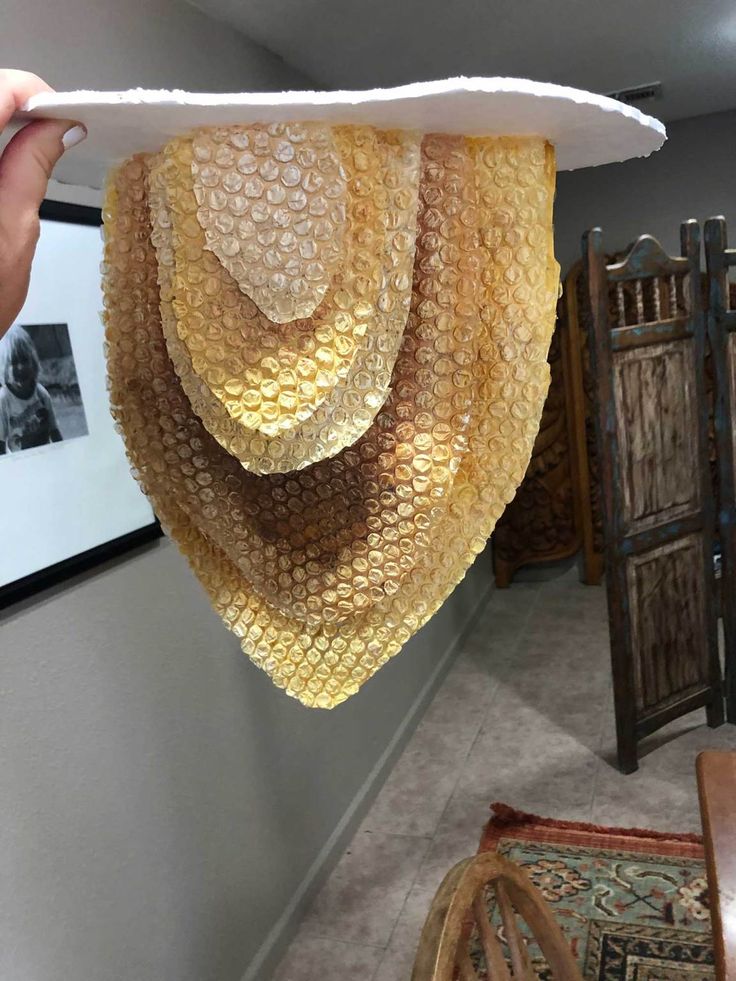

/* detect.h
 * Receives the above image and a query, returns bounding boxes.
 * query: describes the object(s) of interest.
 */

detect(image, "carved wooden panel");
[627,535,708,713]
[585,223,723,773]
[613,340,700,535]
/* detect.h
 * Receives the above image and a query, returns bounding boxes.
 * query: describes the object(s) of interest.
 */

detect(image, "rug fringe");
[487,801,703,845]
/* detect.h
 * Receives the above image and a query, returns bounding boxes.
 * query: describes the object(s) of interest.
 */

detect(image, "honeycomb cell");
[192,123,347,324]
[103,132,559,709]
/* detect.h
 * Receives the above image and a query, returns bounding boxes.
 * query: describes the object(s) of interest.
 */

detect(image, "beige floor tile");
[464,586,540,659]
[593,715,736,832]
[419,655,500,730]
[272,934,384,981]
[456,694,600,797]
[360,663,494,838]
[591,766,704,833]
[454,761,597,826]
[301,830,430,948]
[371,939,418,981]
[358,748,464,838]
[412,794,492,894]
[372,882,437,981]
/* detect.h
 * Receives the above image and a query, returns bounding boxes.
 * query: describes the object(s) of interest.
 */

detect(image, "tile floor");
[272,568,736,981]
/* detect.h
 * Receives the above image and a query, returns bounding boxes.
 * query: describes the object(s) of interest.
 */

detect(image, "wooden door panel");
[613,340,700,535]
[627,535,709,713]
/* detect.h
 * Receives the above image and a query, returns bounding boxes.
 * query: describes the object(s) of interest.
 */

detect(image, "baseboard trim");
[242,579,494,981]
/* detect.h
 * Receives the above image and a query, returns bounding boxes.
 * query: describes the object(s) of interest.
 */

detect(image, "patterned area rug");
[473,803,714,980]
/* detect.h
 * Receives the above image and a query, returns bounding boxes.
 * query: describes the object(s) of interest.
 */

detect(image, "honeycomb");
[103,130,558,708]
[110,136,477,628]
[153,127,419,444]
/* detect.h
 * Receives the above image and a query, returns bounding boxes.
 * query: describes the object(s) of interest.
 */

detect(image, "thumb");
[0,118,86,232]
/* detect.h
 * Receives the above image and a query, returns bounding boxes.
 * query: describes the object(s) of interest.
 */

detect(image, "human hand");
[0,69,86,338]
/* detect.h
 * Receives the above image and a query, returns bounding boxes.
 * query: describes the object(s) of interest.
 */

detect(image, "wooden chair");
[411,852,583,981]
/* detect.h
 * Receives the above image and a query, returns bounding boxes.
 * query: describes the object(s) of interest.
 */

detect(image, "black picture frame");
[0,199,162,612]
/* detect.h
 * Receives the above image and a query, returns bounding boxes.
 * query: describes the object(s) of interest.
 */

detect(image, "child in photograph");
[0,324,62,454]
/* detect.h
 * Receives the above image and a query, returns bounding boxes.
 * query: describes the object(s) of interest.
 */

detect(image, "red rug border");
[479,802,704,861]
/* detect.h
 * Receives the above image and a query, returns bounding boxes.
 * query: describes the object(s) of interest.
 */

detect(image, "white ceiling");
[187,0,736,122]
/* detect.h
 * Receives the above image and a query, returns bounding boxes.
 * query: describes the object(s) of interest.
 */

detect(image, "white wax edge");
[17,77,666,188]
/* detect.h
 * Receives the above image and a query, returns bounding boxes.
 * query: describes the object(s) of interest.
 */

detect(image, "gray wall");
[0,0,311,92]
[1,5,493,980]
[1,540,491,981]
[554,107,736,273]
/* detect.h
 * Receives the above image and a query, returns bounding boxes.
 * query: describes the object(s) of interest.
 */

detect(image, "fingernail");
[62,124,87,150]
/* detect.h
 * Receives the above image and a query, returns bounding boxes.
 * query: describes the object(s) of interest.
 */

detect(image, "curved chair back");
[412,852,583,980]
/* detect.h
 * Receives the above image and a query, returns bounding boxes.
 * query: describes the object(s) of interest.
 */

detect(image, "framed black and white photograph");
[0,321,89,455]
[0,200,161,608]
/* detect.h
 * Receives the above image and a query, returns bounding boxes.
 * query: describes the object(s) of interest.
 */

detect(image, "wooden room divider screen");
[585,221,724,773]
[705,217,736,723]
